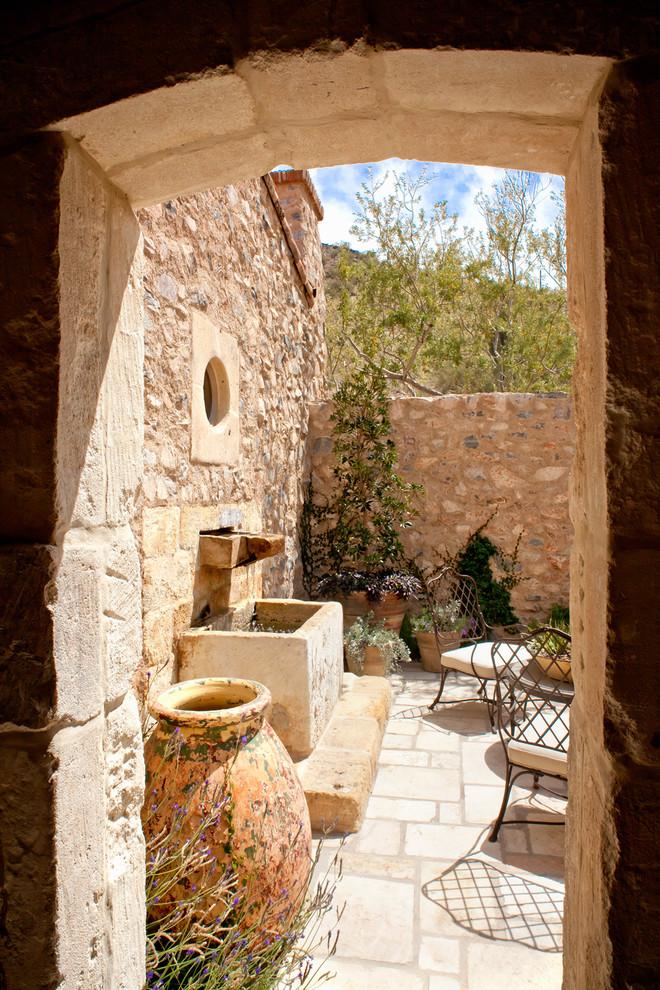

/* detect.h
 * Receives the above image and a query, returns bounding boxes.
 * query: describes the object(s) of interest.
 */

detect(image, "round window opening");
[203,357,230,427]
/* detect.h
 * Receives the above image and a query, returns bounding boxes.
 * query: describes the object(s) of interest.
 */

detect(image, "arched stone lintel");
[53,48,611,206]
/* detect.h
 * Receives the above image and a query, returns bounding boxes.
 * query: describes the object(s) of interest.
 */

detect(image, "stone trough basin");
[177,599,343,761]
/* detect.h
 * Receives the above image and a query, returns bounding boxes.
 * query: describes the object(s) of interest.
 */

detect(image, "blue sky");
[303,159,564,250]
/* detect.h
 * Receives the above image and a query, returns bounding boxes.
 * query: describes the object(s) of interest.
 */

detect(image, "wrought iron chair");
[424,566,505,729]
[488,626,573,842]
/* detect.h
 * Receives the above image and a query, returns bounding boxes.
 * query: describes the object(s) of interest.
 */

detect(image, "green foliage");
[344,613,411,675]
[547,602,570,631]
[453,527,522,627]
[399,612,420,660]
[302,366,422,595]
[144,746,342,990]
[409,602,466,634]
[324,168,575,395]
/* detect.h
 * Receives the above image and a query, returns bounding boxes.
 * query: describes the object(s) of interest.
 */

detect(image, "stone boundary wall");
[307,393,575,623]
[137,175,326,690]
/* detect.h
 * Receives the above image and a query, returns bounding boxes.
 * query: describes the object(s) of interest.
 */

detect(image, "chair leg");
[477,677,496,732]
[489,761,514,843]
[428,666,448,711]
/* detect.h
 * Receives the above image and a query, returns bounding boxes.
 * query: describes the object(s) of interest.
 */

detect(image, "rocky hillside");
[321,243,367,298]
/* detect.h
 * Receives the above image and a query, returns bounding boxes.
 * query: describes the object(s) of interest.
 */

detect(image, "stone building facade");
[137,171,327,689]
[308,393,574,623]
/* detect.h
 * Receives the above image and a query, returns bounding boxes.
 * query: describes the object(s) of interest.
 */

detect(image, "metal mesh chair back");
[425,566,488,651]
[491,627,573,754]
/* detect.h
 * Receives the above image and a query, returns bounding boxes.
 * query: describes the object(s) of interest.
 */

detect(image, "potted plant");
[535,612,572,683]
[410,602,468,672]
[301,366,423,631]
[317,568,421,632]
[344,613,412,677]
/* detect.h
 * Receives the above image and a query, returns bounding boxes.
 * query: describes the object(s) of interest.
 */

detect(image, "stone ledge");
[296,673,392,834]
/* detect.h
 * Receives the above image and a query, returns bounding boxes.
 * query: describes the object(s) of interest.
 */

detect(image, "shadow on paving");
[423,856,564,952]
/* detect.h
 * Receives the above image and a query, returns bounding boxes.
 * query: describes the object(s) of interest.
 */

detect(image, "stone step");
[296,673,392,834]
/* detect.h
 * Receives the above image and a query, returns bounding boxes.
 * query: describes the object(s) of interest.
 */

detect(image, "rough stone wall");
[0,134,146,990]
[564,64,660,990]
[136,176,326,688]
[307,393,574,623]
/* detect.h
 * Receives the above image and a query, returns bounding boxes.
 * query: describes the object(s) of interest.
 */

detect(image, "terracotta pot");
[143,677,311,927]
[536,654,573,684]
[416,630,460,673]
[338,591,407,633]
[361,644,388,676]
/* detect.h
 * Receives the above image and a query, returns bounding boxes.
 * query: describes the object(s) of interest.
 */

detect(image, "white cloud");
[317,198,360,247]
[309,160,563,250]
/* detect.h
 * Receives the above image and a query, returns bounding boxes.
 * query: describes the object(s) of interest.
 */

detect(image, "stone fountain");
[177,528,343,760]
[176,526,391,832]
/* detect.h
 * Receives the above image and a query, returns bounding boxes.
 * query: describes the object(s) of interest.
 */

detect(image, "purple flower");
[240,734,248,746]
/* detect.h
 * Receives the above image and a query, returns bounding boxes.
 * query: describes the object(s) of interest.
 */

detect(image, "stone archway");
[1,25,658,990]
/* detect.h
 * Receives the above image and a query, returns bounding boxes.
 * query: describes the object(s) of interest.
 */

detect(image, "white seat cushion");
[507,708,570,777]
[440,641,530,679]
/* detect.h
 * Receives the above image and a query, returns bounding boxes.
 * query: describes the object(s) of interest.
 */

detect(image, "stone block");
[353,819,402,856]
[119,129,271,209]
[323,873,415,964]
[318,716,384,774]
[366,796,437,823]
[103,692,145,989]
[51,535,105,722]
[315,958,424,990]
[190,312,240,465]
[466,938,562,989]
[50,717,106,989]
[333,675,392,731]
[238,49,378,122]
[172,598,193,640]
[142,506,180,557]
[178,504,245,551]
[60,73,256,174]
[103,527,142,703]
[374,765,460,803]
[142,551,193,611]
[143,606,174,668]
[298,747,373,833]
[57,145,143,531]
[381,49,608,117]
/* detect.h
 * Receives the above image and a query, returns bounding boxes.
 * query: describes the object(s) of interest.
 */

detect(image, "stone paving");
[312,664,566,990]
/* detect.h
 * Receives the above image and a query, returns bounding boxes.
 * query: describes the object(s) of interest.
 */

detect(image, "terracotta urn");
[143,677,312,927]
[339,590,407,633]
[361,644,388,676]
[416,630,459,673]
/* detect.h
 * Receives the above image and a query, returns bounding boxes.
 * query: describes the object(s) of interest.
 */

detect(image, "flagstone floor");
[313,663,567,990]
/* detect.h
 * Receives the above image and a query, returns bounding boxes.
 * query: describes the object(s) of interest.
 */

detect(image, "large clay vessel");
[338,591,407,633]
[143,677,312,926]
[416,630,458,673]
